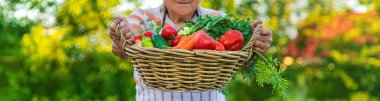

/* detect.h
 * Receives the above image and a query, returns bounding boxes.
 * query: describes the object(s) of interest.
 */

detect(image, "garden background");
[0,0,379,100]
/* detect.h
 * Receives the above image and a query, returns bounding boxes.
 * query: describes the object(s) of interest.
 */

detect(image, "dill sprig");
[246,51,288,100]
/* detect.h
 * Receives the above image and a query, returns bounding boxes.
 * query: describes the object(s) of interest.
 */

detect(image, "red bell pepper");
[214,42,225,51]
[171,36,182,47]
[132,35,142,44]
[218,30,244,51]
[161,25,178,40]
[143,31,153,38]
[194,33,215,50]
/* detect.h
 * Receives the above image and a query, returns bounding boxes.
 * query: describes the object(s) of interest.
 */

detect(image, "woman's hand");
[109,15,133,59]
[251,20,273,54]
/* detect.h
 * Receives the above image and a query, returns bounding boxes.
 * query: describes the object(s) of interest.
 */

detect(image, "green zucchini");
[152,34,169,49]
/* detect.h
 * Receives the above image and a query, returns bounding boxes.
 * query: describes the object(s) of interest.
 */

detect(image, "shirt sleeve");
[126,9,146,35]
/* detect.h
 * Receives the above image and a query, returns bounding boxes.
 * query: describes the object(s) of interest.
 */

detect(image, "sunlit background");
[0,0,379,101]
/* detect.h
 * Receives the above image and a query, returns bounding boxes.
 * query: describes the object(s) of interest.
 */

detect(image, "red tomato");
[132,35,142,44]
[143,31,153,38]
[214,42,225,51]
[219,30,244,51]
[161,25,178,40]
[194,33,215,50]
[171,36,182,47]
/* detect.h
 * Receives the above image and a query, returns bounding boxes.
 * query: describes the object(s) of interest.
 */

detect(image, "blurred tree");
[0,0,42,100]
[0,0,138,100]
[286,9,380,100]
[19,0,140,100]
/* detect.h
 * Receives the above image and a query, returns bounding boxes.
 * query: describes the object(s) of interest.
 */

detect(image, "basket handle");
[113,20,132,56]
[242,24,263,63]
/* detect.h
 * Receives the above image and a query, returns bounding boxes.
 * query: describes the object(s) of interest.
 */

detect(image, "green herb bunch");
[242,51,288,100]
[183,15,253,45]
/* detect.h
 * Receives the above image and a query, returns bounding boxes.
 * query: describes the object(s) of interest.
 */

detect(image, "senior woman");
[109,0,272,101]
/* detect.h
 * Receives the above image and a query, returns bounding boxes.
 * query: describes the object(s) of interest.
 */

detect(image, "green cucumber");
[152,34,169,49]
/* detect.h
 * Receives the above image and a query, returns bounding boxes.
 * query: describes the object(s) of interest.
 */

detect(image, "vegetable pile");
[134,24,245,51]
[132,15,288,99]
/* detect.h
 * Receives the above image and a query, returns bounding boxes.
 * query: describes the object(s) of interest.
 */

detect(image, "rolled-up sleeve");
[126,9,146,35]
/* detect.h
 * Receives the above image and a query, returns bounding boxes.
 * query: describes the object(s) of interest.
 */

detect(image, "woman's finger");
[254,40,270,51]
[254,47,266,54]
[109,30,120,41]
[112,43,122,56]
[112,39,122,48]
[260,28,272,36]
[121,27,130,36]
[109,22,116,32]
[253,40,265,47]
[251,20,263,29]
[124,32,133,41]
[119,21,129,28]
[126,37,133,45]
[257,34,273,43]
[112,42,127,59]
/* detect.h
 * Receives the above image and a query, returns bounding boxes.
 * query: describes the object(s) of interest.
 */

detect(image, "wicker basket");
[114,22,262,92]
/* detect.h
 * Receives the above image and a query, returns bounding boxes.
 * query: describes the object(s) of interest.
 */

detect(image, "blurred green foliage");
[1,0,380,101]
[1,0,135,100]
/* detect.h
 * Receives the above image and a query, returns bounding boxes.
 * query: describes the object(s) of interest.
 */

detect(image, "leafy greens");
[183,15,253,45]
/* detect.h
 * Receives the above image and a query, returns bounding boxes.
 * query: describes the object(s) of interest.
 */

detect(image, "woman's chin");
[174,8,197,15]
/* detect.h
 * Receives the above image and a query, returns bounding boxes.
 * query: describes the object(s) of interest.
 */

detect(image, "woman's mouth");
[176,2,191,4]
